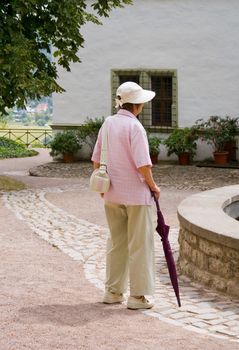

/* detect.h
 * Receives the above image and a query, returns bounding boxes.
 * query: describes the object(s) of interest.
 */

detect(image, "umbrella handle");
[151,190,160,211]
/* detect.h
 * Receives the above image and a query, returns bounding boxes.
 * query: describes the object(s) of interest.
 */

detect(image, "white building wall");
[53,0,239,160]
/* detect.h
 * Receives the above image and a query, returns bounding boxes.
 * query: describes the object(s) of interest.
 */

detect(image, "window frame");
[111,69,178,130]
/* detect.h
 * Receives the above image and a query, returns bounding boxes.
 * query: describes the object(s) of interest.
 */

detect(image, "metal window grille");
[119,75,140,85]
[111,69,177,128]
[151,76,172,127]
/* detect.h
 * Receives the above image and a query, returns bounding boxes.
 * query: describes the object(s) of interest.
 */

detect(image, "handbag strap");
[100,122,108,166]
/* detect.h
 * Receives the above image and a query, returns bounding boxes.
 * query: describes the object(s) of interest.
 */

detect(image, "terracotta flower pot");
[178,152,190,165]
[224,141,238,162]
[213,151,229,165]
[150,153,159,164]
[63,153,74,163]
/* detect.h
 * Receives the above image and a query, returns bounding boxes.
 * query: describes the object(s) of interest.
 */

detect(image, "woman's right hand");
[150,185,160,199]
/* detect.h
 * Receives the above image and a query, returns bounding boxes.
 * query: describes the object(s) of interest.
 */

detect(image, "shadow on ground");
[18,302,137,327]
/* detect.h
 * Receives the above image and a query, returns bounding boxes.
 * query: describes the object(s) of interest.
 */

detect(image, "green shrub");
[50,130,81,157]
[0,136,38,158]
[193,116,239,152]
[147,135,161,155]
[77,117,104,153]
[164,128,198,157]
[0,137,25,149]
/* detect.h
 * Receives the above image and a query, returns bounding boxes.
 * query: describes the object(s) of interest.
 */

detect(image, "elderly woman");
[91,82,160,310]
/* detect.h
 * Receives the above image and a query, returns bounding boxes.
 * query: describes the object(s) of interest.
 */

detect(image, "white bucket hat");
[115,81,155,108]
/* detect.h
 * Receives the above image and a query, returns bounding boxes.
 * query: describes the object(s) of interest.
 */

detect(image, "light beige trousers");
[104,202,155,296]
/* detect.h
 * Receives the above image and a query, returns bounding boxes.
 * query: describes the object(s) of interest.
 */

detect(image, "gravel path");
[29,161,239,191]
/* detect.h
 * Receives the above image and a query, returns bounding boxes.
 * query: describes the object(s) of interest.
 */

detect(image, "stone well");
[177,185,239,298]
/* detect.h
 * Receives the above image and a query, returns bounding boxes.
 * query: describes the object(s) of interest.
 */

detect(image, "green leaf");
[0,0,132,113]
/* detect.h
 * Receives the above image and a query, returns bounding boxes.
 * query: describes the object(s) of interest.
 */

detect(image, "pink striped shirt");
[91,109,153,205]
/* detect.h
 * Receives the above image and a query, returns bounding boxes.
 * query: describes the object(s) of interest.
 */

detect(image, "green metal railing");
[0,128,53,147]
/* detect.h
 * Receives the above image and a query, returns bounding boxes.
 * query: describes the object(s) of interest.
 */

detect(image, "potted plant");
[50,130,81,163]
[194,116,238,165]
[163,127,198,165]
[77,117,104,156]
[148,135,161,164]
[222,116,239,162]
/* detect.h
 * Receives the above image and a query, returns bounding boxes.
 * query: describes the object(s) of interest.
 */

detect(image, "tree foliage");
[0,0,132,114]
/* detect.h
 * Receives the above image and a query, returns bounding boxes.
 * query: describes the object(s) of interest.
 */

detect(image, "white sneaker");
[103,291,124,304]
[127,296,154,310]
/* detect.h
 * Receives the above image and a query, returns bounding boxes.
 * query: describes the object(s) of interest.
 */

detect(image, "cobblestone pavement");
[29,161,239,191]
[3,183,239,344]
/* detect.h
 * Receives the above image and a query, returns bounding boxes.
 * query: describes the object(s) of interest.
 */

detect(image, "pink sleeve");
[130,128,152,168]
[91,127,102,163]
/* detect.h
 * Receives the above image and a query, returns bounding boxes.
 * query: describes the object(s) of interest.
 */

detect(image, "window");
[119,75,139,85]
[151,76,173,127]
[111,69,178,128]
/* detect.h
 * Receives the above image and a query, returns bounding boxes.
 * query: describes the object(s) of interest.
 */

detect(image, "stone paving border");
[2,184,239,343]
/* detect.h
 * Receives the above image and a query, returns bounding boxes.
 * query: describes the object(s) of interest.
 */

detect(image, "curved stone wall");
[177,185,239,298]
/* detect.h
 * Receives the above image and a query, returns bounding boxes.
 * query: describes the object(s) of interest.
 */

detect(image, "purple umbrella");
[152,192,181,307]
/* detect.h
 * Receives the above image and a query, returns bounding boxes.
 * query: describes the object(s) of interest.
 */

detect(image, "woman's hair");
[121,103,135,112]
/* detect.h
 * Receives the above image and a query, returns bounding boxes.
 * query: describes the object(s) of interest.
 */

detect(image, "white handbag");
[90,122,111,193]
